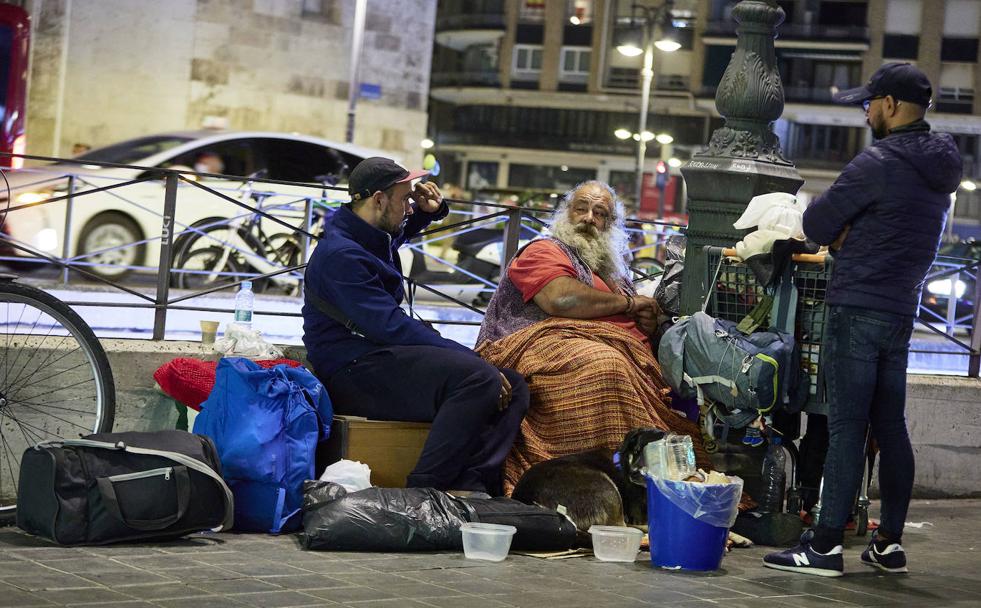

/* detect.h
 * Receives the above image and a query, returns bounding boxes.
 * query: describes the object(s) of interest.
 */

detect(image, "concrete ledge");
[102,339,981,498]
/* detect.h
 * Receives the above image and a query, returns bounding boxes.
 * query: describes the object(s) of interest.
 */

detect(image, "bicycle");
[170,172,332,295]
[0,170,116,524]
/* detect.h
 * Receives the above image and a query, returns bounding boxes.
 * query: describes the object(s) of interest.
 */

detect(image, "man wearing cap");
[302,157,529,496]
[764,63,962,576]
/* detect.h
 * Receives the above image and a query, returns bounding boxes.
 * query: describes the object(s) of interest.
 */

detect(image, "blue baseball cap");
[832,62,933,107]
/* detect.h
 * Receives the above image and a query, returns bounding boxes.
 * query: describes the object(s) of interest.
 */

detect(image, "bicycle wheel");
[0,279,115,523]
[174,245,247,291]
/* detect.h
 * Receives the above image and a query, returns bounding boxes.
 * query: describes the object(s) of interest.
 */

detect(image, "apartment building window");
[883,34,919,59]
[942,38,980,63]
[786,123,865,167]
[938,87,975,113]
[559,46,591,83]
[512,44,543,80]
[566,0,592,25]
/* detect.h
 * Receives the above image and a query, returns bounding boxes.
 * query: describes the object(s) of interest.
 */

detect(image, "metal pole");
[61,174,76,284]
[345,0,368,144]
[300,197,314,297]
[503,207,522,267]
[634,19,654,211]
[153,173,179,341]
[969,262,981,378]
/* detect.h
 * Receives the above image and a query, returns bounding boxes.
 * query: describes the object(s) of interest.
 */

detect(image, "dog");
[510,429,666,536]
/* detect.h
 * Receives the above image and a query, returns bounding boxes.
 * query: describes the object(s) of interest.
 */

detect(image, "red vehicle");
[0,3,29,169]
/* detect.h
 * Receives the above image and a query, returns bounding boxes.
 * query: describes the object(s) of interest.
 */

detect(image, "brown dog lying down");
[510,429,664,535]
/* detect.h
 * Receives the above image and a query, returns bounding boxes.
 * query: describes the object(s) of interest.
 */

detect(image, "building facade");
[430,0,981,235]
[13,0,435,167]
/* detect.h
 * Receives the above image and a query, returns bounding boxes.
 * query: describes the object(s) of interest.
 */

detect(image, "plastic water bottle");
[644,434,696,480]
[234,281,254,328]
[759,437,787,513]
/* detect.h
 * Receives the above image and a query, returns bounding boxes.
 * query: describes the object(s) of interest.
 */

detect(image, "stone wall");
[22,0,434,166]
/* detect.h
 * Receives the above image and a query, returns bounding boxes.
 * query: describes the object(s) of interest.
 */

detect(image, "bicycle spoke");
[12,376,96,405]
[1,301,29,391]
[2,407,46,448]
[2,400,94,433]
[2,411,70,442]
[3,332,75,399]
[3,309,67,393]
[7,397,97,417]
[6,354,90,400]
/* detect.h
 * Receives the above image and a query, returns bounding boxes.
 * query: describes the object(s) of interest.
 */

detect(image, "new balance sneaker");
[860,534,908,573]
[763,531,844,577]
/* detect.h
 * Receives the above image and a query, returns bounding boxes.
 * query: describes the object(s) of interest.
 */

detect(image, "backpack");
[193,357,333,533]
[658,312,804,427]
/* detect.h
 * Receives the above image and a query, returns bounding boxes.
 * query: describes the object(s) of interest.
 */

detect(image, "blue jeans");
[814,305,915,546]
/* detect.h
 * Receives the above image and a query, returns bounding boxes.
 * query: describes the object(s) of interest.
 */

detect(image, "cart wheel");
[704,436,719,454]
[855,505,869,537]
[786,488,802,515]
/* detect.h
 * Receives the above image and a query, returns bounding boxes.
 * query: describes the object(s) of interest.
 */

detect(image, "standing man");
[302,157,529,496]
[764,63,962,576]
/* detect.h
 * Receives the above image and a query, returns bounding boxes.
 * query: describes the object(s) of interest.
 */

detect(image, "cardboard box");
[319,415,432,488]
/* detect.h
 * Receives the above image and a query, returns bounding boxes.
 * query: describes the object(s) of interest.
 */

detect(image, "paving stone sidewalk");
[1,499,978,608]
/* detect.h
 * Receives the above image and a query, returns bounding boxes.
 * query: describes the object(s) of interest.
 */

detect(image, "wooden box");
[318,415,432,488]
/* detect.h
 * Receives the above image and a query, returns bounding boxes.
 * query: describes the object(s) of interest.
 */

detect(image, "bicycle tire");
[0,279,115,524]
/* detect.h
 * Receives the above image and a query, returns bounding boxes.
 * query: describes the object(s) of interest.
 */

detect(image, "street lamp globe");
[655,133,674,145]
[614,128,633,140]
[420,138,434,149]
[640,131,656,142]
[617,43,643,57]
[667,157,682,168]
[960,179,977,191]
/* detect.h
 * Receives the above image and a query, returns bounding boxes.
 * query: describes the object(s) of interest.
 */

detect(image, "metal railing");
[2,153,978,376]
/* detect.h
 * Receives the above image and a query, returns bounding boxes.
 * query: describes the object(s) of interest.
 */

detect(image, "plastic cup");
[200,320,219,345]
[461,523,516,561]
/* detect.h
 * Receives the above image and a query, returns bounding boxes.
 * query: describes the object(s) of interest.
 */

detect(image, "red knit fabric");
[154,357,302,411]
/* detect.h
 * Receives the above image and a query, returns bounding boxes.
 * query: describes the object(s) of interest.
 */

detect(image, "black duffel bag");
[17,430,234,545]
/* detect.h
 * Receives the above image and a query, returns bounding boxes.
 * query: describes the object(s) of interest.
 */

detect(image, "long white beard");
[551,217,621,281]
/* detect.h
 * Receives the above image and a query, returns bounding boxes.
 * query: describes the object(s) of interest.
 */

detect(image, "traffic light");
[655,160,668,189]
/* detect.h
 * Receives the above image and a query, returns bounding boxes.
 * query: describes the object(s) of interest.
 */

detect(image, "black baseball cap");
[832,62,933,107]
[348,157,429,202]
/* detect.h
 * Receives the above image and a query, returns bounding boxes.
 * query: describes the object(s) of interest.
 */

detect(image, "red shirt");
[508,240,649,347]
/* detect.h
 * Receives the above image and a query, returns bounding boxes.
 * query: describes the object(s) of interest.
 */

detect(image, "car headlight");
[33,228,60,252]
[927,279,967,299]
[15,191,52,205]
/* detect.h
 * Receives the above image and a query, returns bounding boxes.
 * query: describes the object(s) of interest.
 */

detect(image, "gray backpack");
[658,312,798,428]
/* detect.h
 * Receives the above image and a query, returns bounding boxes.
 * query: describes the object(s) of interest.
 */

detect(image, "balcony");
[605,68,691,92]
[705,20,869,42]
[430,70,501,88]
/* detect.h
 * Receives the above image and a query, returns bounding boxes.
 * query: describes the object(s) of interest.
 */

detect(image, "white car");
[1,130,388,279]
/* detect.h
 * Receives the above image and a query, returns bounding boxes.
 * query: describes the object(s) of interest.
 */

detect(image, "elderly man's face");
[568,188,613,236]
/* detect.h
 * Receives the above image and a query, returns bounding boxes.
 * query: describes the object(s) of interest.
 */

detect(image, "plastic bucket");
[646,477,729,571]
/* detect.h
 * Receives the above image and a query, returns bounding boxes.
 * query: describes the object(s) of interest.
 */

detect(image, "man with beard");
[476,180,710,493]
[303,157,529,495]
[763,63,961,577]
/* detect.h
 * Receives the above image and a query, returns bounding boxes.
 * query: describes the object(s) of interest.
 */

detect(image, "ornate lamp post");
[679,0,803,314]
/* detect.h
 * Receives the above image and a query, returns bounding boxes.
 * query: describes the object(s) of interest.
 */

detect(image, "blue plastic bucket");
[647,477,729,571]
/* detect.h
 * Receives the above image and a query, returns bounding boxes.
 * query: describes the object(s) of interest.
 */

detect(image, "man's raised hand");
[411,182,443,213]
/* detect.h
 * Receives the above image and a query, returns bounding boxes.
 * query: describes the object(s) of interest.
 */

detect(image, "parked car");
[920,238,980,332]
[1,130,388,278]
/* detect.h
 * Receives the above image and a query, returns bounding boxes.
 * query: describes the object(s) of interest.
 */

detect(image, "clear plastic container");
[644,434,696,480]
[588,525,643,562]
[461,523,516,562]
[233,281,254,328]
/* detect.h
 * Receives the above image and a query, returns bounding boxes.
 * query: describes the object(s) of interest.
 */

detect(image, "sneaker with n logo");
[861,534,908,573]
[763,530,844,577]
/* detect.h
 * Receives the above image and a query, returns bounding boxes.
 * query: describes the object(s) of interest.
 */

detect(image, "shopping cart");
[700,246,873,535]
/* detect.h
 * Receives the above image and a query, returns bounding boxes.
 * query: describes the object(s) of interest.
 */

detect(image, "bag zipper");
[107,467,173,482]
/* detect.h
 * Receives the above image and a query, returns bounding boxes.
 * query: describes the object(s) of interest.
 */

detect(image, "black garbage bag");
[300,482,578,553]
[300,482,467,551]
[653,235,686,317]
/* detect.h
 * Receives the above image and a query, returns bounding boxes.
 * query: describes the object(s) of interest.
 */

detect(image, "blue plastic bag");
[193,357,333,533]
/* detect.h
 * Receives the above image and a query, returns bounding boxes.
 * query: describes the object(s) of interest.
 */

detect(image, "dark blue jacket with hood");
[802,120,963,317]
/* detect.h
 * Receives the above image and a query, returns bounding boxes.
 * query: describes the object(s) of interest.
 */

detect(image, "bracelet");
[624,295,635,315]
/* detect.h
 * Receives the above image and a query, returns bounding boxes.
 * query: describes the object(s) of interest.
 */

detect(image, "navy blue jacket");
[802,121,962,317]
[302,203,474,377]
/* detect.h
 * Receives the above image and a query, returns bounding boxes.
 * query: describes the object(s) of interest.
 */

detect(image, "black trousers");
[324,345,529,495]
